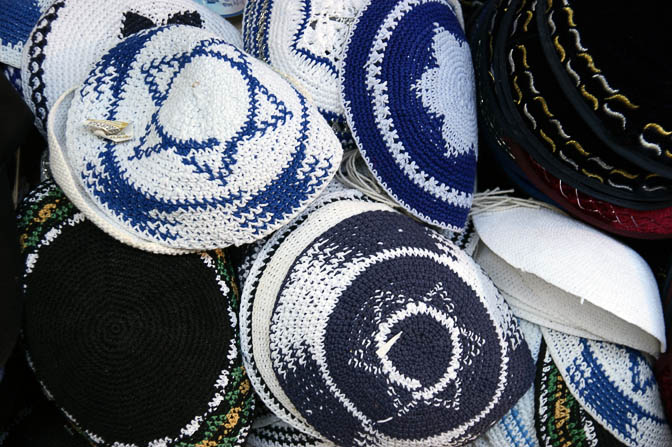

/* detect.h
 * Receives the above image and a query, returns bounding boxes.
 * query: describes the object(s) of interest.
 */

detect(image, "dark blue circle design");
[341,0,477,230]
[269,210,534,445]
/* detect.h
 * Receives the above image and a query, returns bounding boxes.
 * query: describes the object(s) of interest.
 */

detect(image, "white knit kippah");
[48,25,341,254]
[473,203,666,355]
[21,0,243,134]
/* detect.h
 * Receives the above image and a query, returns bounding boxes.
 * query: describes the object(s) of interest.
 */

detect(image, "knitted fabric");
[340,0,477,231]
[508,140,672,239]
[480,319,542,447]
[17,180,254,447]
[242,0,365,147]
[47,25,341,254]
[240,186,374,439]
[0,0,52,68]
[537,0,672,177]
[541,328,672,447]
[21,0,242,134]
[504,0,672,207]
[243,194,534,445]
[534,341,625,447]
[472,202,665,355]
[246,416,334,447]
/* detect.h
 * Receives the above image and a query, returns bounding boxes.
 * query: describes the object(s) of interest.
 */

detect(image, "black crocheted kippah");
[17,180,253,447]
[537,0,672,176]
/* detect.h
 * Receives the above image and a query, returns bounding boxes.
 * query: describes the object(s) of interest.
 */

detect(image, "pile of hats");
[472,0,672,239]
[0,0,670,446]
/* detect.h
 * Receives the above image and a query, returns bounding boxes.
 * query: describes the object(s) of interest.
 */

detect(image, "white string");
[336,149,565,221]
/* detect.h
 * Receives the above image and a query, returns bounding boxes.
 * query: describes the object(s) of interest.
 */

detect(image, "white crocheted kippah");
[473,202,666,356]
[243,0,365,146]
[48,25,341,254]
[22,0,243,134]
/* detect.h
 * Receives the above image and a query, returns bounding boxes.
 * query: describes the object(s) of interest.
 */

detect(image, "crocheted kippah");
[240,185,371,439]
[541,328,672,447]
[21,0,242,134]
[47,24,341,254]
[246,416,334,447]
[537,0,672,177]
[0,0,52,68]
[473,203,666,355]
[534,341,625,447]
[507,140,672,239]
[243,193,534,445]
[503,0,672,208]
[242,0,365,147]
[17,180,254,447]
[340,0,477,231]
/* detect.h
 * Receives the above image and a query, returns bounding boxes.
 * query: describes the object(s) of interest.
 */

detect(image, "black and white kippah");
[240,188,535,446]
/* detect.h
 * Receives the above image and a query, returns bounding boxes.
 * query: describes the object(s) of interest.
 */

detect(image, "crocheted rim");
[472,204,665,355]
[246,416,335,447]
[490,0,671,209]
[17,182,254,446]
[536,0,672,179]
[47,88,195,255]
[20,0,243,134]
[239,189,375,439]
[506,138,672,239]
[503,0,672,206]
[541,327,672,447]
[339,0,475,231]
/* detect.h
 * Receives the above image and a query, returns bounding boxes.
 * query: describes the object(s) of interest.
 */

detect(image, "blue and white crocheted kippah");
[341,0,478,231]
[245,195,534,446]
[0,0,52,68]
[542,327,672,447]
[21,0,243,134]
[47,25,341,254]
[242,0,365,146]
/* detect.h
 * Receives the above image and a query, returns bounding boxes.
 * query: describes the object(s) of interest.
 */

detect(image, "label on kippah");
[192,0,245,17]
[84,119,133,143]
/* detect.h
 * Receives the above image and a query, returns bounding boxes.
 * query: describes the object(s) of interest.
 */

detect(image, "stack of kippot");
[240,187,534,446]
[2,0,670,444]
[470,0,672,239]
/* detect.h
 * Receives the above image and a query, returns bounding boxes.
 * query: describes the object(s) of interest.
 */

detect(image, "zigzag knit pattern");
[49,25,341,252]
[542,328,672,447]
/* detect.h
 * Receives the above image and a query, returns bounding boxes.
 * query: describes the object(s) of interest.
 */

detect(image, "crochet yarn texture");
[542,328,672,447]
[242,0,365,146]
[341,0,477,230]
[0,0,51,68]
[21,0,243,133]
[47,25,341,253]
[535,341,624,447]
[17,180,254,447]
[243,193,534,446]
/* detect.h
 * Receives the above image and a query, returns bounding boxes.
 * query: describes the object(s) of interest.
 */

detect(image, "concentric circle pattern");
[341,0,477,230]
[18,180,254,447]
[244,194,533,446]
